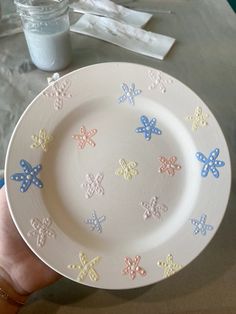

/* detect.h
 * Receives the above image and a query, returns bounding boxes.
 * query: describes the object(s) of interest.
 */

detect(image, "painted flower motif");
[185,106,209,131]
[196,148,225,178]
[190,214,214,235]
[159,156,181,176]
[30,128,53,152]
[118,83,142,105]
[10,160,43,192]
[68,252,101,282]
[72,126,97,149]
[27,217,56,248]
[115,159,138,181]
[85,210,106,233]
[148,70,173,93]
[140,196,168,220]
[136,115,162,141]
[81,173,104,199]
[122,256,146,280]
[43,79,72,110]
[157,254,182,278]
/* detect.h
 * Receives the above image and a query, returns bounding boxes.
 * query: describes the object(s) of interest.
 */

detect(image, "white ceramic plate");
[5,63,231,289]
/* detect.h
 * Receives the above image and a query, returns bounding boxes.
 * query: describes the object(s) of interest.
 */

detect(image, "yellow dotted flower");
[68,252,101,282]
[115,158,138,181]
[157,254,182,278]
[186,106,209,131]
[31,128,53,152]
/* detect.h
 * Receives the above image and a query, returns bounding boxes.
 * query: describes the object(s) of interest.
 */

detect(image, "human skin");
[0,186,61,313]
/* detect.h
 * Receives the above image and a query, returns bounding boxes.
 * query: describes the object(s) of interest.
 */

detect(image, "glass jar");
[14,0,72,71]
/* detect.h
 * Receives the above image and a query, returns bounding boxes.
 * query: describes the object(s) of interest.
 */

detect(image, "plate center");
[41,97,200,254]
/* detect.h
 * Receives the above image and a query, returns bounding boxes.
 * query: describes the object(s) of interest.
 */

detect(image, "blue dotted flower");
[136,115,162,141]
[190,214,213,236]
[118,83,142,105]
[85,210,106,233]
[10,159,43,192]
[196,148,225,178]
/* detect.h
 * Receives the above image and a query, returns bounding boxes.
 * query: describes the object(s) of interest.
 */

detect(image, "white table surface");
[0,1,236,313]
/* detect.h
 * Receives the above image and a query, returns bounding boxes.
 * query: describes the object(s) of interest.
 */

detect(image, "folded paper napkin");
[70,14,175,60]
[70,0,152,27]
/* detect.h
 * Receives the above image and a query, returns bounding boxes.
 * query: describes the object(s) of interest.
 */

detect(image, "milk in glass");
[15,0,72,71]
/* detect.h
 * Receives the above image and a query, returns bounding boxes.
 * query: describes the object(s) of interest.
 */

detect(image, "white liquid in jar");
[24,29,72,71]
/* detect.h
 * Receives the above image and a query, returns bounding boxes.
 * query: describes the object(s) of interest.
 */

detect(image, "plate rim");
[4,62,232,290]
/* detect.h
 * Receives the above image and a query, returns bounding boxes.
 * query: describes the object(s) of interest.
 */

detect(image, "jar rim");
[14,0,69,17]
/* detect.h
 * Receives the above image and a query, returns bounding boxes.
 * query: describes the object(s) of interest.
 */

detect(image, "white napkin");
[70,14,175,60]
[70,0,152,27]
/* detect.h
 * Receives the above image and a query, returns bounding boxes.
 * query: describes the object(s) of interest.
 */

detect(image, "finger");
[0,186,8,212]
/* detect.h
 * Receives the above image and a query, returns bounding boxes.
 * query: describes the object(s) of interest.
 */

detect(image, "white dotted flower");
[43,79,72,110]
[27,217,56,248]
[81,173,104,199]
[148,70,173,93]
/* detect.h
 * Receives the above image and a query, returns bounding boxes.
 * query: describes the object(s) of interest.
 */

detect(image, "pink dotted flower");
[159,156,181,176]
[73,126,97,149]
[122,256,146,280]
